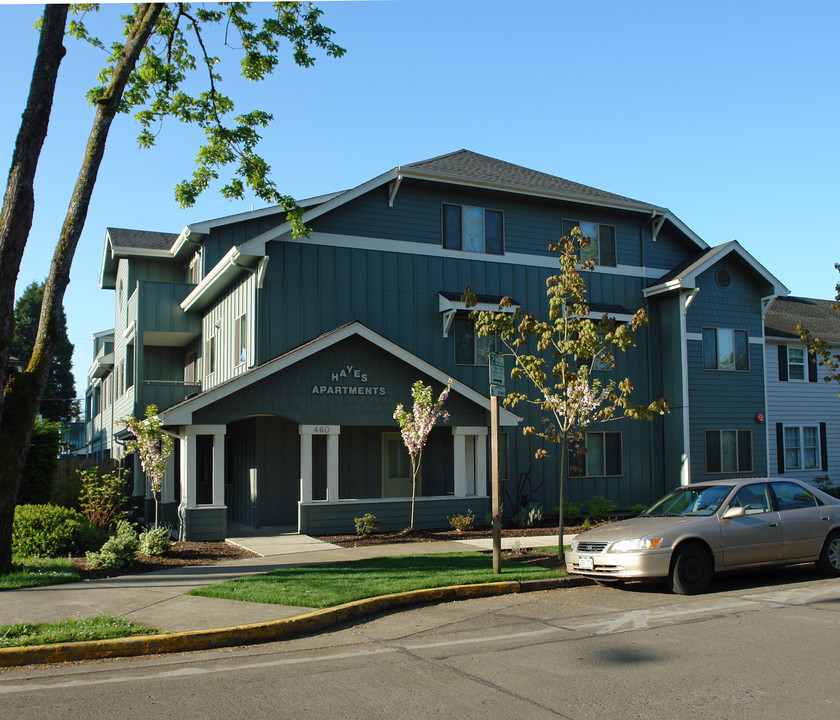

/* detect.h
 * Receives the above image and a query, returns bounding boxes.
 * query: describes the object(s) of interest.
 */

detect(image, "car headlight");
[609,538,663,553]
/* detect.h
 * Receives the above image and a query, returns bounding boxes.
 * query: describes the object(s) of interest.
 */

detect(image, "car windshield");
[645,485,732,517]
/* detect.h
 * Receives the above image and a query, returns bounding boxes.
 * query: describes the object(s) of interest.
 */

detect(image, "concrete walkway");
[1,533,568,635]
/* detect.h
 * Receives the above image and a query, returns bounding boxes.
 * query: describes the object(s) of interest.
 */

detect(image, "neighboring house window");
[783,425,820,470]
[706,429,752,473]
[454,314,495,365]
[442,204,503,254]
[205,336,215,376]
[778,344,817,382]
[234,314,247,366]
[562,219,616,267]
[582,431,622,477]
[702,328,749,371]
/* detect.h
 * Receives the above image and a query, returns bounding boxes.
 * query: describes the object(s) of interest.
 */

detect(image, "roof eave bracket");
[388,175,403,207]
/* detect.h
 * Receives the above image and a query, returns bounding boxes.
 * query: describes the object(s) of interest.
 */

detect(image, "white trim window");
[234,313,247,367]
[702,328,749,371]
[786,346,806,381]
[442,204,504,255]
[205,336,216,377]
[562,219,616,267]
[706,429,752,473]
[784,425,820,470]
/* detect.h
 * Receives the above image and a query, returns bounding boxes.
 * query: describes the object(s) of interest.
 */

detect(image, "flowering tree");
[121,404,174,529]
[394,379,452,531]
[466,227,668,558]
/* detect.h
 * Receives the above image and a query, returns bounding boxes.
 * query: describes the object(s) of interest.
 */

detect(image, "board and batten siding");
[765,338,840,483]
[201,272,257,389]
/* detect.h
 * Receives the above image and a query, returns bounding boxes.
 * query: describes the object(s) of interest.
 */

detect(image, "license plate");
[578,556,594,571]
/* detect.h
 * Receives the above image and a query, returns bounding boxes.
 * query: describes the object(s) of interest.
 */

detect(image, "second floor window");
[234,314,247,366]
[454,315,495,365]
[702,328,749,371]
[443,204,503,255]
[563,220,616,267]
[205,336,215,377]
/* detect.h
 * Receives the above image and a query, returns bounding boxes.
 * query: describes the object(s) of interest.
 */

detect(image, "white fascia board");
[180,246,262,312]
[238,171,400,256]
[162,322,522,427]
[169,226,207,259]
[186,192,346,235]
[438,294,519,314]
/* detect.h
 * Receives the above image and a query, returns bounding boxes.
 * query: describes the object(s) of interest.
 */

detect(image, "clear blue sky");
[2,1,839,400]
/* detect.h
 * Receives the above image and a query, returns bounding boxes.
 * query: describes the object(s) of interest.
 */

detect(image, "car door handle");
[768,522,779,527]
[821,516,830,521]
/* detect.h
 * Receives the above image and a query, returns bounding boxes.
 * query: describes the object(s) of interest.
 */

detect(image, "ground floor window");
[783,425,820,470]
[196,434,214,505]
[584,431,622,477]
[706,429,752,473]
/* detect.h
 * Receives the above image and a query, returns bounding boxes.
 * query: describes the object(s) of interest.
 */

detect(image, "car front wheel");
[669,543,712,595]
[815,530,840,577]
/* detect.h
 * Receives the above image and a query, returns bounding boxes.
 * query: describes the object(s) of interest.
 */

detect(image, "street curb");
[0,576,593,668]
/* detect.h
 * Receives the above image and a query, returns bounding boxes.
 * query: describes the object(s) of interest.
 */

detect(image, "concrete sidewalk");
[1,533,568,635]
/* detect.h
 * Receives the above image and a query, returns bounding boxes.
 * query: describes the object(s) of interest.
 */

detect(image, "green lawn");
[188,552,564,608]
[0,556,79,591]
[0,615,162,648]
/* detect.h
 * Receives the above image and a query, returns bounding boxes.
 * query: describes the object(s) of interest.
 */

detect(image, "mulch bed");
[315,524,582,548]
[70,541,259,581]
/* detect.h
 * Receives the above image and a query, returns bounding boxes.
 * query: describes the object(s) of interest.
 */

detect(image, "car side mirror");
[722,506,745,519]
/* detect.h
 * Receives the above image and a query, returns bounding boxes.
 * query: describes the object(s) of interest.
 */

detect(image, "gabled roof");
[238,149,708,256]
[100,227,181,289]
[643,240,788,298]
[765,296,840,342]
[161,322,522,427]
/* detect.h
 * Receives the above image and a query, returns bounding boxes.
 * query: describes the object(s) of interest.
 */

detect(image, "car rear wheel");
[669,543,712,595]
[815,531,840,577]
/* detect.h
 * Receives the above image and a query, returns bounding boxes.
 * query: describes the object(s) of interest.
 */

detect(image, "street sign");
[489,353,505,388]
[490,384,506,397]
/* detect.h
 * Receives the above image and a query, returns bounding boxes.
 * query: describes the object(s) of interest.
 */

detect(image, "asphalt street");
[1,564,837,720]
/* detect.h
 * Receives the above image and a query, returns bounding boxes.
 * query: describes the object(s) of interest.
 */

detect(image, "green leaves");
[76,2,345,222]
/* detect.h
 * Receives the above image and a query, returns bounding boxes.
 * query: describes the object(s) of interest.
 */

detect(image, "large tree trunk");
[0,4,69,572]
[0,4,162,571]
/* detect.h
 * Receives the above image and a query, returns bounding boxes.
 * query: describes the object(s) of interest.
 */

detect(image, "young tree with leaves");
[465,227,668,559]
[0,3,345,570]
[798,263,840,392]
[393,379,452,531]
[121,404,174,530]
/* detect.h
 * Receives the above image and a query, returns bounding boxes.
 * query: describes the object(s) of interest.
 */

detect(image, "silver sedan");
[566,478,840,594]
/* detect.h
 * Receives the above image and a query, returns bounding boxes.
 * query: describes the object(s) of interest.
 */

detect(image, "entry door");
[382,432,413,498]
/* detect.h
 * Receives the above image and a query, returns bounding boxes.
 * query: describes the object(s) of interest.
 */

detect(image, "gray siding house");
[86,150,788,540]
[765,296,840,484]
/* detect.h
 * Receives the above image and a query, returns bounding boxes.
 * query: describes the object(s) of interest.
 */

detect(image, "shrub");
[354,513,379,536]
[514,502,543,528]
[78,466,129,530]
[138,526,173,556]
[85,521,139,570]
[585,494,617,521]
[12,504,100,558]
[560,501,581,519]
[448,509,475,532]
[629,503,648,516]
[814,476,840,499]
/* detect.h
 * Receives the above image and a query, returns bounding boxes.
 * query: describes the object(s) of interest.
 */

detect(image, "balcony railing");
[141,380,203,411]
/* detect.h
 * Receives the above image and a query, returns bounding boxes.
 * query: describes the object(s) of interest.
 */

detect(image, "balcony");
[140,379,203,411]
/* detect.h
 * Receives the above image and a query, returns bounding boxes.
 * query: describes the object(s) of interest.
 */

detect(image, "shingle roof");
[765,296,840,342]
[401,150,657,209]
[107,227,179,251]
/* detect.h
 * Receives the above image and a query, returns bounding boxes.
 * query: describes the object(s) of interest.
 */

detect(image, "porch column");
[299,425,342,502]
[299,429,313,504]
[181,425,227,508]
[452,427,489,497]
